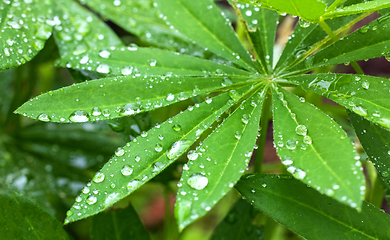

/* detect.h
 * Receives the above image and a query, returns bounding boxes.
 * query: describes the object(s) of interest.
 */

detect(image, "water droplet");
[37,113,50,122]
[241,114,249,124]
[135,156,141,162]
[172,124,181,131]
[86,195,97,205]
[235,131,242,139]
[66,210,73,217]
[262,183,267,188]
[121,66,133,75]
[298,18,310,28]
[187,150,199,160]
[141,131,148,137]
[293,169,306,179]
[148,59,157,67]
[282,159,293,165]
[359,25,369,33]
[96,64,111,74]
[286,139,297,150]
[75,19,90,35]
[93,172,105,183]
[32,40,45,50]
[245,10,252,16]
[73,45,88,55]
[222,77,233,87]
[155,143,163,152]
[187,173,208,190]
[69,110,89,122]
[152,162,164,172]
[325,188,334,197]
[166,93,175,101]
[115,147,125,157]
[99,50,111,59]
[127,180,142,191]
[361,81,370,90]
[295,125,307,136]
[82,187,90,194]
[91,107,102,116]
[79,55,89,64]
[228,90,241,101]
[75,196,82,202]
[303,135,312,145]
[381,171,389,177]
[352,106,367,117]
[35,24,52,40]
[167,140,192,159]
[377,118,390,128]
[121,165,133,176]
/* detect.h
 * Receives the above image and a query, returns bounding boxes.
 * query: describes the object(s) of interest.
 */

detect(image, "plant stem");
[318,18,364,74]
[254,88,272,173]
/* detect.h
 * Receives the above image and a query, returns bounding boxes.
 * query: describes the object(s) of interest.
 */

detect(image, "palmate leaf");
[52,0,123,58]
[154,0,256,71]
[272,85,365,208]
[175,85,267,230]
[0,192,70,240]
[286,74,390,130]
[91,205,150,240]
[15,75,253,123]
[56,46,251,76]
[236,174,390,240]
[287,13,390,75]
[0,0,52,70]
[323,0,390,19]
[348,111,390,193]
[64,86,252,224]
[210,199,263,240]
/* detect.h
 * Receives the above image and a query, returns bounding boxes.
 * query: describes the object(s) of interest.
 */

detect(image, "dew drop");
[82,187,90,194]
[93,172,105,183]
[352,106,367,117]
[222,77,233,87]
[293,169,306,180]
[303,135,312,145]
[187,173,208,190]
[361,81,370,90]
[295,125,307,136]
[121,165,133,176]
[298,18,310,28]
[241,114,249,124]
[96,64,111,74]
[66,210,73,217]
[75,196,82,202]
[152,162,164,172]
[91,107,102,116]
[121,66,133,75]
[172,124,181,131]
[187,150,199,160]
[115,147,125,157]
[37,113,50,122]
[86,195,97,205]
[69,110,89,122]
[235,131,242,140]
[99,50,111,59]
[167,140,192,160]
[166,93,175,101]
[286,139,297,150]
[155,143,163,152]
[127,180,142,191]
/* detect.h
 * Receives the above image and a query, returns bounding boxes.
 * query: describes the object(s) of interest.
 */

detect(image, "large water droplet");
[235,131,242,139]
[121,66,133,75]
[303,135,312,145]
[86,195,97,205]
[187,150,199,160]
[121,165,133,176]
[155,143,163,152]
[286,139,297,150]
[119,103,138,116]
[69,110,89,122]
[152,162,164,172]
[295,125,307,136]
[115,147,125,157]
[35,24,52,40]
[222,77,233,87]
[167,140,192,160]
[37,113,50,122]
[298,18,310,28]
[96,64,111,74]
[352,106,367,117]
[172,124,181,131]
[241,114,249,124]
[362,81,370,90]
[99,50,111,59]
[187,173,208,190]
[93,172,105,183]
[127,180,142,190]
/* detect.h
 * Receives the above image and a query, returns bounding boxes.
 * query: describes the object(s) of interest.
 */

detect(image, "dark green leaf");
[286,74,390,130]
[0,192,70,240]
[56,47,251,76]
[65,87,251,224]
[154,0,256,71]
[0,0,52,70]
[210,199,263,240]
[175,86,267,230]
[15,75,253,123]
[91,205,150,240]
[272,85,365,208]
[236,174,390,240]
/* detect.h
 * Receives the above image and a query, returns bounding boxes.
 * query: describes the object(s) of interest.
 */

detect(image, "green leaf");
[56,47,251,76]
[272,85,365,208]
[0,192,70,240]
[323,0,390,19]
[289,14,390,74]
[91,205,150,240]
[0,0,52,70]
[175,85,267,230]
[210,199,263,240]
[236,174,390,240]
[153,0,256,71]
[348,110,390,192]
[15,75,253,123]
[238,0,326,22]
[286,74,390,130]
[52,0,123,57]
[64,87,251,224]
[82,0,204,55]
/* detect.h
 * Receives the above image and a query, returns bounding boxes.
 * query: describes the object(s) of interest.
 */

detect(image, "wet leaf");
[0,0,52,70]
[175,86,267,230]
[236,174,390,240]
[272,85,365,208]
[52,0,123,58]
[56,46,251,77]
[15,75,252,123]
[64,87,251,224]
[286,74,390,130]
[154,0,256,71]
[91,205,150,240]
[0,192,70,240]
[323,0,390,19]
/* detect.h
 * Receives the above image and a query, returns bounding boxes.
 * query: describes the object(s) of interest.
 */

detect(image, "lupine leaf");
[56,46,251,77]
[286,74,390,130]
[91,205,150,240]
[154,0,256,71]
[0,192,70,240]
[323,0,390,19]
[52,0,123,58]
[210,199,263,240]
[64,87,251,224]
[272,85,365,208]
[0,0,52,70]
[175,85,267,230]
[15,75,253,123]
[288,14,390,74]
[348,110,390,192]
[236,174,390,240]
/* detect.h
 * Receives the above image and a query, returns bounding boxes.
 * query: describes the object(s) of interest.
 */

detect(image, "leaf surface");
[272,85,365,208]
[91,205,150,240]
[236,174,390,240]
[15,75,253,123]
[286,74,390,130]
[175,85,267,230]
[154,0,256,71]
[64,87,251,224]
[56,46,250,76]
[324,0,390,19]
[0,0,52,70]
[0,192,70,240]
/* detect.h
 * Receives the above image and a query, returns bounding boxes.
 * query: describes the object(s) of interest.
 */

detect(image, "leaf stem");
[254,88,272,173]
